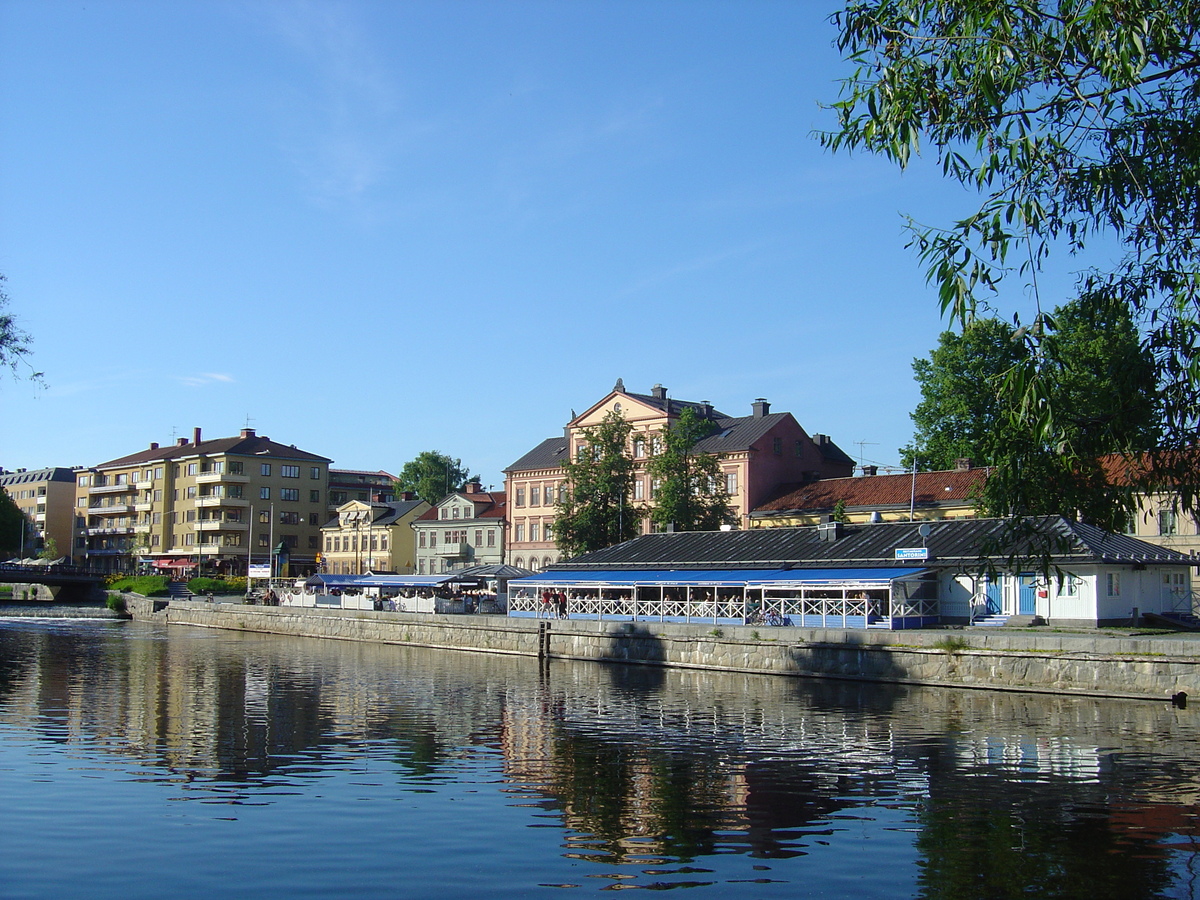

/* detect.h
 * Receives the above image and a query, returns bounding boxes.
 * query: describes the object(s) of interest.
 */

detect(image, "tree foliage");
[0,274,37,382]
[0,490,26,557]
[823,1,1200,515]
[394,451,473,506]
[647,408,734,532]
[904,297,1159,529]
[555,410,643,558]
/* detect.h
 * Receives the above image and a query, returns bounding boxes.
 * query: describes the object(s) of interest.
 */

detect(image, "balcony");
[195,520,249,532]
[88,504,135,516]
[133,502,152,512]
[87,548,130,557]
[88,525,135,536]
[134,480,153,490]
[195,471,250,484]
[434,542,470,557]
[89,483,133,495]
[195,496,249,508]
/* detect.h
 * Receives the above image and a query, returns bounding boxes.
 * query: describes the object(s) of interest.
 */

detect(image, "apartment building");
[0,466,79,559]
[75,427,331,575]
[504,380,855,569]
[320,495,429,575]
[413,484,506,575]
[327,469,396,514]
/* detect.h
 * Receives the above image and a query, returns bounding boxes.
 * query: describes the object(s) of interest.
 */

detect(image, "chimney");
[955,458,973,471]
[400,491,414,501]
[699,400,713,419]
[177,438,187,446]
[817,519,844,542]
[149,442,159,451]
[861,465,878,476]
[240,428,256,439]
[813,433,831,446]
[651,383,667,401]
[192,427,202,445]
[465,482,480,494]
[752,398,770,418]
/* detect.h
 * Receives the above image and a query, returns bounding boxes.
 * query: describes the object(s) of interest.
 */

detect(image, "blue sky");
[1,0,1058,487]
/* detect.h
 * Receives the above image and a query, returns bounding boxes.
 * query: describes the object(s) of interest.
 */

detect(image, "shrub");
[106,575,170,597]
[106,593,126,613]
[187,577,241,595]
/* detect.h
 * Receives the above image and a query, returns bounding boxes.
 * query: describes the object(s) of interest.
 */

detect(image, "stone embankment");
[124,597,1200,701]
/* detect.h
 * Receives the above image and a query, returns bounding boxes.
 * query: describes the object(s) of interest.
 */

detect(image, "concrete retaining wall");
[142,601,1200,701]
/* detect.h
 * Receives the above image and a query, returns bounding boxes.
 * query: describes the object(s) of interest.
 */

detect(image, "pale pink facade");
[504,382,855,569]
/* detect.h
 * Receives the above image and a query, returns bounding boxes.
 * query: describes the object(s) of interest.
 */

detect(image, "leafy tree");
[647,408,734,532]
[555,410,643,558]
[0,490,25,557]
[0,274,37,381]
[823,1,1200,516]
[37,536,60,560]
[903,297,1159,529]
[394,451,473,506]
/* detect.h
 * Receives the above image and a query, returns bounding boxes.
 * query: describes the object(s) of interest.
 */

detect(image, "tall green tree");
[555,410,642,558]
[394,451,473,506]
[823,0,1200,517]
[647,408,734,532]
[903,297,1159,528]
[0,491,27,557]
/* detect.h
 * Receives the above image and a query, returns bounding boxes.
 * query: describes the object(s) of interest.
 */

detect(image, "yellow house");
[320,496,429,575]
[0,466,79,560]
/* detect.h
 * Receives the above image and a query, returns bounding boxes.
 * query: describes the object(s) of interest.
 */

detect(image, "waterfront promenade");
[121,596,1200,701]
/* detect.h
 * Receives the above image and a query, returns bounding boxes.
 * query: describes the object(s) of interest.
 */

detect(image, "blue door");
[985,579,1002,615]
[1018,574,1037,615]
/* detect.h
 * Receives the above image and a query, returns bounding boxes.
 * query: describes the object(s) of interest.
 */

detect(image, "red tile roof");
[753,467,990,516]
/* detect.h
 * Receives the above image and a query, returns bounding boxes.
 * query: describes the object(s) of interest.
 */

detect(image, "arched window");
[543,556,553,570]
[514,557,524,569]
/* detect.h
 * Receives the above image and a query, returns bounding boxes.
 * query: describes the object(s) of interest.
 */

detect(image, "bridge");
[0,562,107,603]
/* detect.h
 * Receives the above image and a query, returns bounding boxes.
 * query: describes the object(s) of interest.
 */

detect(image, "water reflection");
[0,619,1198,898]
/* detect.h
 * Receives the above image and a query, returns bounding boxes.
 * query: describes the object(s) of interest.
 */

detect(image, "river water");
[1,618,1199,899]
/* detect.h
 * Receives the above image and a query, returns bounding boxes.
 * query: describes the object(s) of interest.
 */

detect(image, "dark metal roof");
[96,433,331,468]
[0,466,78,486]
[504,436,570,473]
[550,516,1194,571]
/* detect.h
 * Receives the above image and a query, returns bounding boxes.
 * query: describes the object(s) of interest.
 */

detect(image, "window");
[310,467,321,479]
[308,536,319,549]
[419,532,426,548]
[1107,572,1121,596]
[152,512,162,525]
[186,486,197,499]
[725,472,738,495]
[281,465,299,478]
[228,485,243,499]
[1158,507,1178,535]
[650,478,661,499]
[187,463,198,476]
[633,438,646,458]
[530,522,539,542]
[325,537,333,551]
[773,437,783,455]
[651,436,663,456]
[488,530,496,547]
[186,510,196,522]
[229,461,243,475]
[634,479,644,500]
[795,440,804,457]
[330,491,346,504]
[440,509,449,519]
[429,531,436,547]
[282,534,298,548]
[309,513,320,525]
[516,488,526,507]
[261,463,271,476]
[281,488,299,501]
[474,530,482,547]
[310,490,320,503]
[260,487,271,500]
[77,475,90,487]
[452,507,460,519]
[515,524,525,541]
[418,559,425,574]
[1060,575,1081,596]
[225,533,243,547]
[530,486,540,506]
[258,510,270,524]
[380,535,388,550]
[514,558,524,569]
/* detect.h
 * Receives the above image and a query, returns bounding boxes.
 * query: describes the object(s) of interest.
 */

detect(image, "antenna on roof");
[243,413,255,429]
[855,440,878,465]
[169,425,178,442]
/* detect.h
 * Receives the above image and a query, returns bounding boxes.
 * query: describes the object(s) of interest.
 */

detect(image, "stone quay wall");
[134,599,1200,701]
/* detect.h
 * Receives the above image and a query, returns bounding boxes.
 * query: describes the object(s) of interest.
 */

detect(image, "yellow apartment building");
[0,466,80,560]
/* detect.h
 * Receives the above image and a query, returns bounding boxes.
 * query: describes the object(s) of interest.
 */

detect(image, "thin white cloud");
[175,373,236,388]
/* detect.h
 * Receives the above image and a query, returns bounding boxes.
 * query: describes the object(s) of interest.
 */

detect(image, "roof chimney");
[752,398,770,418]
[400,491,414,501]
[699,400,713,418]
[651,383,667,401]
[861,465,878,476]
[240,428,256,439]
[465,482,480,494]
[177,438,187,446]
[955,458,973,471]
[149,442,159,451]
[192,427,202,445]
